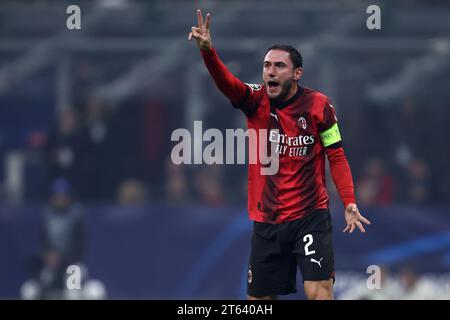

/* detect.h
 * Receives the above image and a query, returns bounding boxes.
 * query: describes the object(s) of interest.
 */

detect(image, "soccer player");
[188,9,371,300]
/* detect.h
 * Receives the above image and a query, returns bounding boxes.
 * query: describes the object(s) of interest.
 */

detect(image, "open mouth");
[267,80,280,89]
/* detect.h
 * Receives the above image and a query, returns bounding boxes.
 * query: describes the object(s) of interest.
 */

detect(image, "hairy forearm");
[326,146,356,208]
[201,48,248,105]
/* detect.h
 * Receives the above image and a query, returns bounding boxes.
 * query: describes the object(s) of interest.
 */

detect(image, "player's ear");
[294,67,303,81]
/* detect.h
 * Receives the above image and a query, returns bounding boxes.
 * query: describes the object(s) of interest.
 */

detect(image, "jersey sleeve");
[230,83,264,117]
[201,48,262,117]
[319,99,356,207]
[317,99,342,148]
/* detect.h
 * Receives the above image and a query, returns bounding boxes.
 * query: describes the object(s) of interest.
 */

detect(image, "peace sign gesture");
[188,9,212,51]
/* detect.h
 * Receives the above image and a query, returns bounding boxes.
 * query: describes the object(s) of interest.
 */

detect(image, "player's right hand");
[188,9,212,51]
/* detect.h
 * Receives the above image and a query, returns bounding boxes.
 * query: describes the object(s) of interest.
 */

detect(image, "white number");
[303,234,316,256]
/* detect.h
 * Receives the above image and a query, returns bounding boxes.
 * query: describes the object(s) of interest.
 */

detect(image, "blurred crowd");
[8,92,446,208]
[352,96,446,207]
[0,0,448,208]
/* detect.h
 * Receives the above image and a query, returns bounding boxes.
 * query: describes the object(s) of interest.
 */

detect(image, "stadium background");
[0,0,449,299]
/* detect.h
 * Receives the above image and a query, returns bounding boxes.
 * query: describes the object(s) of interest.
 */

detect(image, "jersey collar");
[271,85,304,109]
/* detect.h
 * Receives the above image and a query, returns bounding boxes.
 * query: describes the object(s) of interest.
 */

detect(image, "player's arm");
[188,10,251,107]
[319,102,371,234]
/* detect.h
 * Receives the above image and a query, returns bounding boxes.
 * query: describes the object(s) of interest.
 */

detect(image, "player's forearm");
[201,47,248,105]
[326,146,356,208]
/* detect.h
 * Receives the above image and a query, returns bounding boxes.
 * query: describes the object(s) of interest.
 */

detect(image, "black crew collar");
[270,85,304,109]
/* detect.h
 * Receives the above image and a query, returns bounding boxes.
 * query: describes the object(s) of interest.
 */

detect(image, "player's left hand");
[343,203,371,233]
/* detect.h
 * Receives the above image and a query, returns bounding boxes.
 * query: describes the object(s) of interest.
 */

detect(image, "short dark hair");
[266,45,303,69]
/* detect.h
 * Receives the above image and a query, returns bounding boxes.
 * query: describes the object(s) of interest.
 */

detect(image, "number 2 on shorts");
[303,234,316,256]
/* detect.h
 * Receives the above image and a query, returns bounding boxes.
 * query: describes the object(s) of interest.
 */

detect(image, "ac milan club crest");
[298,116,307,129]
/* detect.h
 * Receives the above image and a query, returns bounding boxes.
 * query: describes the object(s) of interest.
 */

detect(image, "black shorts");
[247,209,335,297]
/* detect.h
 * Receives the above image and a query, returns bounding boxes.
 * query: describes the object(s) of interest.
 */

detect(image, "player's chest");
[250,100,318,137]
[249,102,320,159]
[270,107,316,136]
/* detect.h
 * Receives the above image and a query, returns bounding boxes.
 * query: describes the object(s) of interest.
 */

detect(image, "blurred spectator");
[193,165,226,206]
[398,268,447,300]
[78,97,113,201]
[24,177,85,299]
[45,109,84,195]
[356,158,394,207]
[165,159,192,205]
[84,97,110,147]
[400,158,432,204]
[142,100,167,192]
[117,178,148,205]
[26,130,47,150]
[393,98,421,152]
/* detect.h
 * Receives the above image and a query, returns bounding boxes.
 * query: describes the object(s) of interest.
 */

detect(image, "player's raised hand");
[188,9,212,51]
[343,203,371,234]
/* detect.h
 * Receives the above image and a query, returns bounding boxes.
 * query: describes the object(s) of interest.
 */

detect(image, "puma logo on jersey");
[310,258,323,268]
[270,112,279,122]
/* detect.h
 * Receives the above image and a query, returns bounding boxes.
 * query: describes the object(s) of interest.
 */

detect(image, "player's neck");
[271,84,301,109]
[283,84,298,102]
